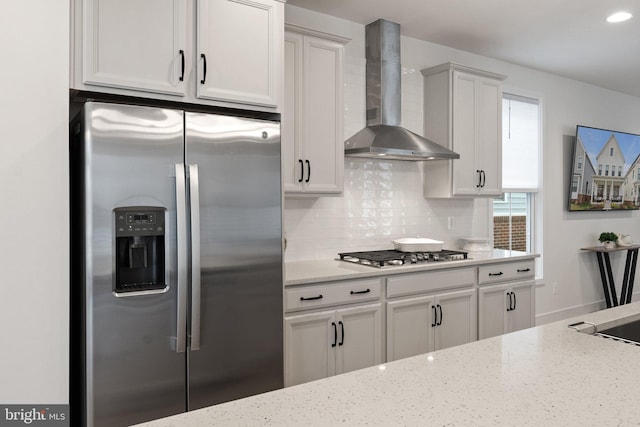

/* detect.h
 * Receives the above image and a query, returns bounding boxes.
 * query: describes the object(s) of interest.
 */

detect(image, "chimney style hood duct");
[345,19,459,161]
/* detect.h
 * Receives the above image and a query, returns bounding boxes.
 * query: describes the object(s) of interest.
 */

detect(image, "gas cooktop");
[338,249,468,268]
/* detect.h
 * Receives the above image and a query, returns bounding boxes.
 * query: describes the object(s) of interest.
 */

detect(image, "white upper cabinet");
[80,0,188,95]
[71,0,284,112]
[422,63,506,198]
[283,26,348,195]
[196,0,282,108]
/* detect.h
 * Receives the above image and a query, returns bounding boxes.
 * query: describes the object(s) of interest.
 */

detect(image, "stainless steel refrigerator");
[70,100,283,426]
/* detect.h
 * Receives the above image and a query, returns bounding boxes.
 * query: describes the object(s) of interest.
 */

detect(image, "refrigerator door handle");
[175,163,188,353]
[189,164,202,351]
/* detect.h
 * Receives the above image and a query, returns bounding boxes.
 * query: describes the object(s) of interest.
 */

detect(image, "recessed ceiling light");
[607,11,632,23]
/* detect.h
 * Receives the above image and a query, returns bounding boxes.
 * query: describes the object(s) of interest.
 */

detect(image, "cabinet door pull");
[517,268,531,273]
[481,170,486,188]
[431,306,437,327]
[350,288,371,295]
[338,321,344,346]
[331,322,337,347]
[298,159,304,183]
[300,294,323,301]
[488,272,504,277]
[476,170,482,188]
[512,292,517,310]
[506,292,512,311]
[179,50,185,81]
[437,304,443,326]
[200,53,207,84]
[305,160,311,183]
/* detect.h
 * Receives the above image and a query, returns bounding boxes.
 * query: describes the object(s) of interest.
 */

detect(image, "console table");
[581,245,640,308]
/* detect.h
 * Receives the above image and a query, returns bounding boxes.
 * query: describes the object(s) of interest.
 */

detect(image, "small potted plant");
[598,232,618,249]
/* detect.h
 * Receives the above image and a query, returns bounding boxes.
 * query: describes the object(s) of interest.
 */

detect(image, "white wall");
[0,2,69,402]
[284,6,640,323]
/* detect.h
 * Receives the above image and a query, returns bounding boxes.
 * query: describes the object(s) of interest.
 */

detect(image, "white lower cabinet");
[283,257,536,386]
[386,288,477,362]
[478,280,535,340]
[284,303,383,387]
[477,260,536,340]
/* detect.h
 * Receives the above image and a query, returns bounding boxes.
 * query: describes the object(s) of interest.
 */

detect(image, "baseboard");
[535,301,605,325]
[536,291,640,325]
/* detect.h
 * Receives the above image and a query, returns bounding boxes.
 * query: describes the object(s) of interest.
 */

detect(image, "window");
[493,93,541,254]
[610,147,614,156]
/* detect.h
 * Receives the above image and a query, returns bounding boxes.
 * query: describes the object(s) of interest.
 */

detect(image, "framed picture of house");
[569,125,640,211]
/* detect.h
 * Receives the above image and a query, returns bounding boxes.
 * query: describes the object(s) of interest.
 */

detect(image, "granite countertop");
[285,249,538,286]
[135,302,640,426]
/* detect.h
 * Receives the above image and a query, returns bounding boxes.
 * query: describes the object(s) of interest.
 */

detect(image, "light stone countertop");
[285,249,538,286]
[135,302,640,427]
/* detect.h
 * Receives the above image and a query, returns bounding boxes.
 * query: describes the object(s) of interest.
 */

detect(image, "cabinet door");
[434,288,477,351]
[197,0,282,107]
[335,303,383,375]
[282,32,304,192]
[284,310,335,387]
[301,36,344,193]
[386,296,434,362]
[507,281,535,333]
[82,0,187,95]
[451,71,479,195]
[476,77,502,196]
[478,284,509,340]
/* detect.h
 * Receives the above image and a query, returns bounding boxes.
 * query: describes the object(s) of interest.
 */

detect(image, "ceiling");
[287,0,640,98]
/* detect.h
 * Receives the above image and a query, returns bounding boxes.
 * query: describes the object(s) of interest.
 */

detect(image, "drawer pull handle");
[300,294,323,301]
[489,272,504,276]
[350,288,371,295]
[517,268,531,273]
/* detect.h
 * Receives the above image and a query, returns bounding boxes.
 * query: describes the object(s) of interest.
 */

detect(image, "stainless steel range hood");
[345,19,459,161]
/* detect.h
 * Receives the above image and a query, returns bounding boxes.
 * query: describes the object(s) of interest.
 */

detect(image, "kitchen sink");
[569,313,640,346]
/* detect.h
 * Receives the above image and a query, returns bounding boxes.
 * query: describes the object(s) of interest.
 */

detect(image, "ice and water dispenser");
[114,207,167,294]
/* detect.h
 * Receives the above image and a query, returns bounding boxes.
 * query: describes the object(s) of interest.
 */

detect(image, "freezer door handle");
[175,163,188,353]
[189,164,202,351]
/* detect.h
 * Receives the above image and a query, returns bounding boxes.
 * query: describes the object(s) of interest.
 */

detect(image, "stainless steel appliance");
[70,100,283,426]
[344,19,460,161]
[338,249,468,268]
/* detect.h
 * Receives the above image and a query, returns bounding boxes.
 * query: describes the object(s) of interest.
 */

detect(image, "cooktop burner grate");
[338,249,468,268]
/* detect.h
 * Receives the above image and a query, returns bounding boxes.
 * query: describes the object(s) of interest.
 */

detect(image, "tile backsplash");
[283,47,490,262]
[284,159,488,262]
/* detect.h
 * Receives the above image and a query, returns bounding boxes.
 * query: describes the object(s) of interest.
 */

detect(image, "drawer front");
[285,278,383,312]
[386,267,475,298]
[478,260,535,285]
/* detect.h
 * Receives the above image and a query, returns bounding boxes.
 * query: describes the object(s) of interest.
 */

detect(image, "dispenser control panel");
[115,208,165,237]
